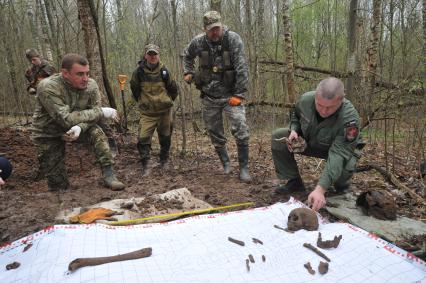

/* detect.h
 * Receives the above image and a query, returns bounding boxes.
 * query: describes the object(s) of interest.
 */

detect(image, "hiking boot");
[215,147,232,174]
[274,177,305,194]
[159,158,169,170]
[237,145,251,183]
[101,165,125,191]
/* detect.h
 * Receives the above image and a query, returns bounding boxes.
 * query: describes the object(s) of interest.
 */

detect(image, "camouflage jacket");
[290,91,363,189]
[183,28,248,99]
[130,60,178,115]
[24,59,56,92]
[32,74,104,138]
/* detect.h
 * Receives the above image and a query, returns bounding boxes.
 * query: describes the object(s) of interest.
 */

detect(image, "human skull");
[287,208,319,231]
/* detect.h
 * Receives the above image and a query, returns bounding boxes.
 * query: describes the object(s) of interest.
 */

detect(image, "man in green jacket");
[32,53,125,191]
[271,77,363,211]
[130,44,178,176]
[24,49,56,95]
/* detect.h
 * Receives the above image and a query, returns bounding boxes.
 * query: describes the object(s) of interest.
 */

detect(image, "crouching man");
[31,53,125,191]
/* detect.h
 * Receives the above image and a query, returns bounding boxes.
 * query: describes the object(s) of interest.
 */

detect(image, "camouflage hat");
[144,44,160,55]
[203,11,222,30]
[25,49,40,60]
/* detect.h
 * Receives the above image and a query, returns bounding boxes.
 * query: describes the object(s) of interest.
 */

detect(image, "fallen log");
[68,247,152,272]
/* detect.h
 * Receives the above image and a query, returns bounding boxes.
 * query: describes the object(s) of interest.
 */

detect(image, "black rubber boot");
[237,145,251,182]
[159,134,171,169]
[137,141,151,176]
[215,147,232,174]
[101,165,125,191]
[274,177,305,194]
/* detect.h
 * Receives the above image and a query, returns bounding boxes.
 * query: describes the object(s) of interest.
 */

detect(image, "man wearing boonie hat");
[183,11,251,183]
[24,48,56,95]
[130,43,178,176]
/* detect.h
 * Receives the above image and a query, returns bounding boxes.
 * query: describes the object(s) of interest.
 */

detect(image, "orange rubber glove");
[228,96,242,106]
[69,208,118,224]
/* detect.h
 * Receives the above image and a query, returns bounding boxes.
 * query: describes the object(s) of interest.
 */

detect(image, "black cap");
[0,157,12,180]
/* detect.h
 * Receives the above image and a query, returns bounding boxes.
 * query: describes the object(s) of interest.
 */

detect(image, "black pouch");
[223,70,236,87]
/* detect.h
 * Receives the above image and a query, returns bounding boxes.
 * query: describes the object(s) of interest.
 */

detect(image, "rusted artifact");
[317,232,342,249]
[6,262,20,270]
[248,254,255,263]
[356,189,397,220]
[228,237,245,246]
[246,259,250,272]
[275,136,307,153]
[303,243,331,262]
[252,238,263,245]
[318,261,329,274]
[304,262,315,275]
[287,208,319,231]
[262,255,266,262]
[68,247,152,272]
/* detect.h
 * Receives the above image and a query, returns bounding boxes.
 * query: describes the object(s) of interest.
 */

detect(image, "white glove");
[63,125,81,142]
[101,107,119,122]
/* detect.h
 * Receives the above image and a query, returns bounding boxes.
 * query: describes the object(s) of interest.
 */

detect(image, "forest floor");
[0,126,424,256]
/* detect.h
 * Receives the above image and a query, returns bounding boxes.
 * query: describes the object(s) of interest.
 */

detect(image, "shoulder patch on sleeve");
[344,120,359,142]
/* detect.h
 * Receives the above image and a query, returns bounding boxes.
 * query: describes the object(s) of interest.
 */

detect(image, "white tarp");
[1,198,425,283]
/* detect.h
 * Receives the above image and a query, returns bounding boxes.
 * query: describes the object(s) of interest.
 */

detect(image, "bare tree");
[282,0,297,104]
[346,0,358,99]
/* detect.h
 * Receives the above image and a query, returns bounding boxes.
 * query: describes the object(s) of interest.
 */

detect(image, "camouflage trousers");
[271,128,355,188]
[137,109,172,161]
[32,125,113,190]
[201,96,250,148]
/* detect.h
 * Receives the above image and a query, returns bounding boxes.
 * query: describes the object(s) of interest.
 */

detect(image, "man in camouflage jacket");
[130,44,178,176]
[183,11,251,182]
[32,53,125,191]
[271,77,364,211]
[24,49,56,95]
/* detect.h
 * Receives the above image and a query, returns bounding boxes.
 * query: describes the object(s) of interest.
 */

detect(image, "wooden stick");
[68,247,152,272]
[303,243,331,262]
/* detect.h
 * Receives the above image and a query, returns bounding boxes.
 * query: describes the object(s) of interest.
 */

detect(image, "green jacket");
[32,73,104,138]
[130,61,178,115]
[290,91,363,189]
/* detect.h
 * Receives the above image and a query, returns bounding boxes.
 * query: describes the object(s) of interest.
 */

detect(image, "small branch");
[228,237,245,246]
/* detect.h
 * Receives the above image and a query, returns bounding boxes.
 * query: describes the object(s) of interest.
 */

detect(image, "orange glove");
[184,74,193,84]
[69,208,118,224]
[228,96,242,106]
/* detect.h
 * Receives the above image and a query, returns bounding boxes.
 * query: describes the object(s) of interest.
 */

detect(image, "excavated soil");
[0,126,424,255]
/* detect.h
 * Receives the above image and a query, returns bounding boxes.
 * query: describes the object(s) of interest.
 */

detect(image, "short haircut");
[316,77,345,100]
[61,53,89,70]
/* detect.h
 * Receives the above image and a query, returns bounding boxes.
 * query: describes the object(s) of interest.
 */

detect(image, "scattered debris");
[23,243,33,252]
[262,255,266,262]
[317,232,342,249]
[68,247,152,272]
[246,259,250,272]
[252,237,263,244]
[248,254,255,263]
[287,208,319,231]
[228,237,245,246]
[356,190,397,220]
[318,261,329,274]
[303,243,331,262]
[6,262,20,270]
[304,262,315,275]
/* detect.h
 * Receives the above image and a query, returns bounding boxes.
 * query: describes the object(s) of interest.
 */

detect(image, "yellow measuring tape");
[107,202,254,226]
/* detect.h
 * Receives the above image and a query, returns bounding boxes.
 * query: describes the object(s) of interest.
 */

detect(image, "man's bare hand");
[307,185,327,211]
[287,130,299,152]
[184,74,193,84]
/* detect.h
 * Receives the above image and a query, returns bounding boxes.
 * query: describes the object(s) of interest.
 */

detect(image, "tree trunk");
[210,0,221,13]
[36,0,53,61]
[26,0,42,53]
[364,0,381,127]
[282,0,297,104]
[76,0,116,108]
[422,0,426,87]
[346,0,358,99]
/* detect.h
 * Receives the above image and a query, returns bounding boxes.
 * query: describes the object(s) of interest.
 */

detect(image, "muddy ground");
[0,126,424,254]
